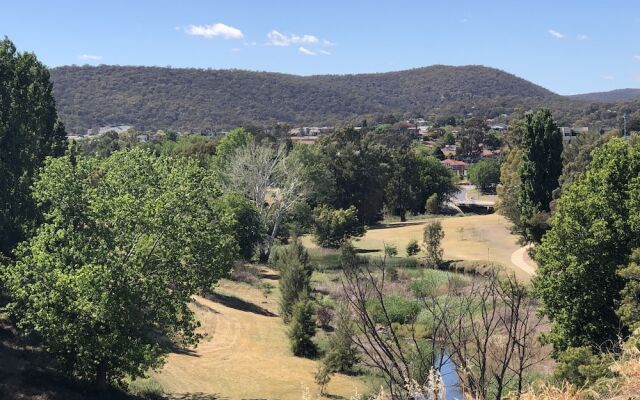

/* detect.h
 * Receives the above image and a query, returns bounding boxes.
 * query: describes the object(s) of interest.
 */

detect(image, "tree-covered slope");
[568,88,640,103]
[49,64,587,134]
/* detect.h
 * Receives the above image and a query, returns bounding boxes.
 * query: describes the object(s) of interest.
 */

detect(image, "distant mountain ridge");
[568,88,640,103]
[48,64,608,134]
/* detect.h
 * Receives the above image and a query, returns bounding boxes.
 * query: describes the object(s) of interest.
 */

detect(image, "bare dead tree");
[340,249,450,399]
[226,141,307,261]
[340,248,545,400]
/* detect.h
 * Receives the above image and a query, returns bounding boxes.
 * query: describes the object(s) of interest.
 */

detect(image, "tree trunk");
[95,362,107,391]
[399,210,406,222]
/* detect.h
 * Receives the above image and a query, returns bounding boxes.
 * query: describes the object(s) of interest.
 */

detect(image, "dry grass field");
[152,269,366,400]
[303,213,535,281]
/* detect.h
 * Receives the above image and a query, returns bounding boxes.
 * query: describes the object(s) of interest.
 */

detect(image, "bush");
[406,239,420,256]
[425,193,440,214]
[384,243,398,258]
[128,377,165,399]
[313,205,365,248]
[316,306,333,330]
[553,346,614,388]
[367,295,421,324]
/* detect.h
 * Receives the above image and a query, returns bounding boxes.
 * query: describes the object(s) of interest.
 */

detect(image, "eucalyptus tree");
[226,141,307,261]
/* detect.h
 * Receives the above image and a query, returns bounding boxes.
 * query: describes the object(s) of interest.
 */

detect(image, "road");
[452,184,495,206]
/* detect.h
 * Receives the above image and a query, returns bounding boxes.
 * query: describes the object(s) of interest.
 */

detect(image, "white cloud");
[577,34,588,40]
[460,18,469,23]
[298,47,317,56]
[323,39,335,46]
[268,30,320,46]
[317,49,331,55]
[601,74,615,80]
[548,29,564,39]
[78,54,103,61]
[231,48,241,53]
[634,54,640,60]
[186,23,243,39]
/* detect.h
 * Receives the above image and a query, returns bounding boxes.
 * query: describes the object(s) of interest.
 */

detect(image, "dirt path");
[510,244,537,276]
[153,272,365,399]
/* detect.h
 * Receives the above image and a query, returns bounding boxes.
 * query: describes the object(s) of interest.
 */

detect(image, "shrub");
[553,346,614,388]
[406,239,420,256]
[316,306,333,330]
[313,205,365,248]
[425,193,440,214]
[367,295,421,324]
[384,243,398,258]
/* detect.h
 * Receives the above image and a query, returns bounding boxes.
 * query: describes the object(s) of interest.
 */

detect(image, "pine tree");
[288,291,317,357]
[275,239,314,322]
[323,304,359,373]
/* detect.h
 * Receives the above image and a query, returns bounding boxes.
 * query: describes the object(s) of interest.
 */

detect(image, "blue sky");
[3,0,639,94]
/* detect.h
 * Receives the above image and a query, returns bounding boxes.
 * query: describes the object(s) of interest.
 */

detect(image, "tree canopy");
[3,148,237,387]
[533,138,640,352]
[0,38,66,255]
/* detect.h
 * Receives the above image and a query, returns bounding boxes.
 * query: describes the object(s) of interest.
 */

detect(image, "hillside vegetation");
[569,88,640,103]
[51,64,598,134]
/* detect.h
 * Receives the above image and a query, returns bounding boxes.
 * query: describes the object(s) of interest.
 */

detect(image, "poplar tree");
[0,38,66,255]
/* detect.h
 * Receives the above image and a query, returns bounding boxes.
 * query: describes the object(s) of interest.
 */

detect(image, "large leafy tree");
[384,148,455,221]
[516,109,563,241]
[533,138,640,353]
[3,148,236,388]
[314,129,388,224]
[0,38,66,255]
[469,159,501,193]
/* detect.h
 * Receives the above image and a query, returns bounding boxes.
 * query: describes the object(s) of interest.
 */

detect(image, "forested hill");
[50,64,584,134]
[568,88,640,103]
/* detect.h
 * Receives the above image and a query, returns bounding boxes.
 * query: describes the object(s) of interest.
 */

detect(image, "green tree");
[516,109,563,242]
[423,221,444,268]
[3,148,236,388]
[213,128,253,173]
[214,193,263,260]
[468,159,501,193]
[0,38,67,255]
[557,130,605,197]
[274,239,314,322]
[617,249,640,331]
[323,304,359,374]
[533,138,640,353]
[288,291,318,357]
[406,239,420,256]
[312,205,365,248]
[497,149,523,224]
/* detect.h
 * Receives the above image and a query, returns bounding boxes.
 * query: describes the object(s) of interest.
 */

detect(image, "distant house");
[441,159,467,177]
[489,123,507,132]
[480,149,498,159]
[441,144,457,158]
[289,126,333,137]
[290,136,319,145]
[559,127,588,142]
[86,125,133,136]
